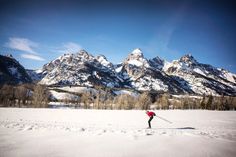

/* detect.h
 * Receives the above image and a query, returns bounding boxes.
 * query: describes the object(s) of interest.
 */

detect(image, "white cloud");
[21,53,45,61]
[6,37,38,54]
[5,37,46,61]
[57,42,82,53]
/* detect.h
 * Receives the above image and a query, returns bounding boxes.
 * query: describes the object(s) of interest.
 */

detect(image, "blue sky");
[0,0,236,73]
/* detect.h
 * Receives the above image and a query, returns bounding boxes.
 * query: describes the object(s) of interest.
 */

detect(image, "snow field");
[0,108,236,157]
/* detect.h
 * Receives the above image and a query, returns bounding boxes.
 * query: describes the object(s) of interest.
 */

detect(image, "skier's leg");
[148,118,151,128]
[148,116,153,128]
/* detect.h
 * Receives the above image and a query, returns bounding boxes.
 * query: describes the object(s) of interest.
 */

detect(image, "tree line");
[0,84,48,108]
[77,91,236,110]
[0,84,236,110]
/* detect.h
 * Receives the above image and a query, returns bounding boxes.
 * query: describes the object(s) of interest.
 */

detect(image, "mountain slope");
[163,54,236,95]
[116,48,192,94]
[0,54,32,84]
[24,49,236,96]
[39,50,124,87]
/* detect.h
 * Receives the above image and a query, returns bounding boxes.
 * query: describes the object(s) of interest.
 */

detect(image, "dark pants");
[148,116,153,128]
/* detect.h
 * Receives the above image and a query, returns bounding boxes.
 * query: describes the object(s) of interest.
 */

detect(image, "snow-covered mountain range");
[163,54,236,95]
[39,50,124,87]
[36,48,236,95]
[1,49,236,95]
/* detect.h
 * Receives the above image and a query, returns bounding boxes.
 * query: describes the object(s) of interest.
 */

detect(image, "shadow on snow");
[156,127,196,130]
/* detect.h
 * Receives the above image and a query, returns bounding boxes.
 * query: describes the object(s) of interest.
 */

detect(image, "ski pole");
[155,115,172,124]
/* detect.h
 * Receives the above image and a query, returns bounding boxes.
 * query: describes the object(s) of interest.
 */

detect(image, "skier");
[146,110,156,129]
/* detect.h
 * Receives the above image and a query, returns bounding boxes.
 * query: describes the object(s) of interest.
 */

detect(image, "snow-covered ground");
[49,90,79,101]
[0,108,236,157]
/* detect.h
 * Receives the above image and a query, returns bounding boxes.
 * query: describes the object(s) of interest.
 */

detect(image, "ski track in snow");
[0,110,235,141]
[1,108,236,157]
[0,119,235,141]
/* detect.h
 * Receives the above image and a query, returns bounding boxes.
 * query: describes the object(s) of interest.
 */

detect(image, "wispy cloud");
[6,37,38,54]
[57,42,82,53]
[21,53,45,61]
[4,37,46,61]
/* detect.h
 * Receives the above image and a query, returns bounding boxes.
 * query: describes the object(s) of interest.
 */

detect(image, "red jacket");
[146,111,156,117]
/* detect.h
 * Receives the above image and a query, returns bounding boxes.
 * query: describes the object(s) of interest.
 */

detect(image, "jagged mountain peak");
[96,55,113,68]
[163,54,198,74]
[130,48,143,56]
[179,54,197,64]
[21,48,236,96]
[3,54,20,64]
[5,54,14,59]
[96,54,108,61]
[78,49,89,55]
[149,56,164,69]
[126,48,144,61]
[124,48,149,67]
[77,49,94,60]
[53,49,95,64]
